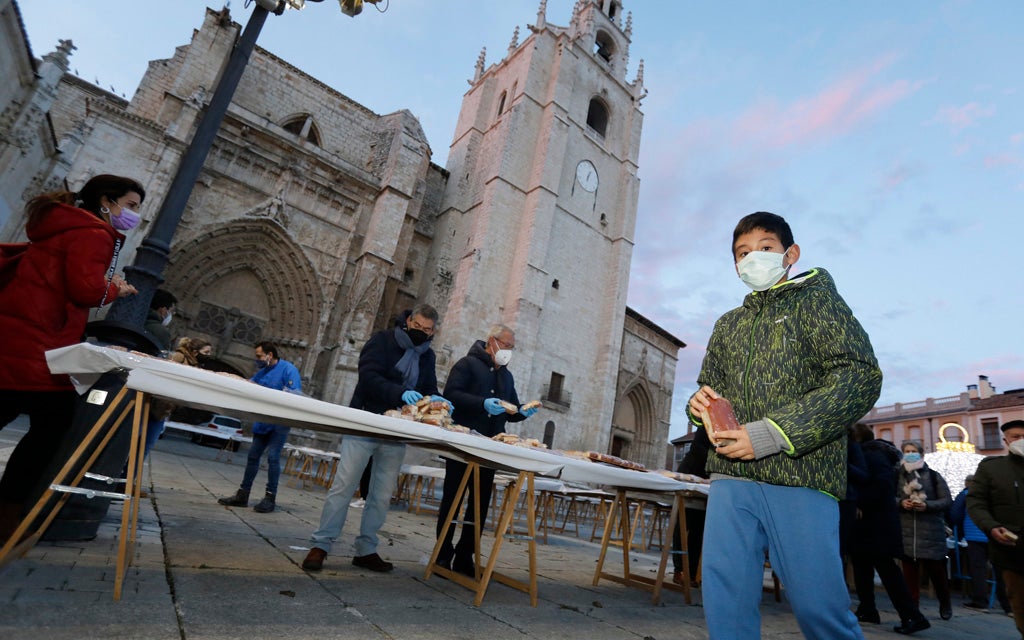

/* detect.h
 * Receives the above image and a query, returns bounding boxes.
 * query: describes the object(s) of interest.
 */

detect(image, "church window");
[547,372,565,404]
[543,421,556,449]
[607,1,621,21]
[496,90,507,117]
[281,114,321,146]
[586,98,609,137]
[594,30,615,63]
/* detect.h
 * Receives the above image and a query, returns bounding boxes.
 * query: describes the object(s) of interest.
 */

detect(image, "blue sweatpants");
[702,478,863,640]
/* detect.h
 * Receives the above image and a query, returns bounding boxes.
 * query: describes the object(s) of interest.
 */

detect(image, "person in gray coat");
[897,440,953,621]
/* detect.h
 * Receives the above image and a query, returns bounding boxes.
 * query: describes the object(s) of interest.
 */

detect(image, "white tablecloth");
[46,343,707,494]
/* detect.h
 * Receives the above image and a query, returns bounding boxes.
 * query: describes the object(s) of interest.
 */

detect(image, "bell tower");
[427,0,646,451]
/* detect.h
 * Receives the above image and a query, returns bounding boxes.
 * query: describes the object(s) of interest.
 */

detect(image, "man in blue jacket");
[435,324,539,576]
[218,341,302,513]
[303,305,447,573]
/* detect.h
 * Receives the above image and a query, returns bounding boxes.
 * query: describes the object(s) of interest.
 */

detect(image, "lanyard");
[98,237,123,307]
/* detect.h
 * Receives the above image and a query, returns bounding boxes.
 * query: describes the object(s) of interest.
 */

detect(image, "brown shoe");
[302,547,327,571]
[352,552,393,572]
[672,571,685,586]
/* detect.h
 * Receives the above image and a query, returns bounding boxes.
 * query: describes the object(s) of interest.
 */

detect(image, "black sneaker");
[855,608,881,624]
[963,600,988,610]
[894,616,931,635]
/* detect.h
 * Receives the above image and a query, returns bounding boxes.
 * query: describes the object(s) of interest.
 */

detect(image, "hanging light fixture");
[924,422,986,496]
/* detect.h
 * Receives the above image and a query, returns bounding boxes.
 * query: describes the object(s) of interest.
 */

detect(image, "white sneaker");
[350,498,366,509]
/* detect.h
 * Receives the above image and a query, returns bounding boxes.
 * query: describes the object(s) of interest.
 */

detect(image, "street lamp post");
[103,2,275,336]
[101,0,375,347]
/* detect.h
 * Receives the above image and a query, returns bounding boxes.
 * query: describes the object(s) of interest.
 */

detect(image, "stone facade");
[0,0,684,470]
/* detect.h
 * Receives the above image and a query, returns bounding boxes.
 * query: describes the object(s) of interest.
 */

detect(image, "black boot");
[253,492,276,513]
[218,488,249,507]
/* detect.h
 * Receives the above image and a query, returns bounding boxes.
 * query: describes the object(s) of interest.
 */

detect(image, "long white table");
[2,343,708,604]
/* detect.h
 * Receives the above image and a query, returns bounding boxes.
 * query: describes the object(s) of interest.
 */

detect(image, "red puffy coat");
[0,203,124,391]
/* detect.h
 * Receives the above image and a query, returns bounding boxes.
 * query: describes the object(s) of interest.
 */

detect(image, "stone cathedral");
[0,0,684,469]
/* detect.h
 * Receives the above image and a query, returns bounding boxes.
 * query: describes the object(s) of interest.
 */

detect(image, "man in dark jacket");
[968,419,1024,637]
[435,324,539,576]
[302,305,448,573]
[848,424,929,633]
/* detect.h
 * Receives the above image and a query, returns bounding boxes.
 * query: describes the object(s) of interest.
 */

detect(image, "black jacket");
[443,340,525,437]
[852,438,903,558]
[350,312,439,415]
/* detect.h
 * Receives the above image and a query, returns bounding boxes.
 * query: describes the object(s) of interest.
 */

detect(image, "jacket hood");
[863,438,901,466]
[742,267,832,311]
[468,339,494,366]
[26,202,121,244]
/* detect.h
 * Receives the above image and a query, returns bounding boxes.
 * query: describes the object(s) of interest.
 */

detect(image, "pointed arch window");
[594,30,615,63]
[496,90,508,117]
[281,114,321,146]
[586,98,609,138]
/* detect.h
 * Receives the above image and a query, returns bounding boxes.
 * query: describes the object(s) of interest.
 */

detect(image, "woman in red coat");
[0,174,145,542]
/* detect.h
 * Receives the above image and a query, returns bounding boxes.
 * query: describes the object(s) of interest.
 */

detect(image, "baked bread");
[521,400,542,410]
[497,400,518,413]
[701,396,739,446]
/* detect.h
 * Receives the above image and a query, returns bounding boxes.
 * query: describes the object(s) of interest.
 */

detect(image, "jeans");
[310,436,406,557]
[702,479,863,640]
[240,426,290,495]
[143,418,166,460]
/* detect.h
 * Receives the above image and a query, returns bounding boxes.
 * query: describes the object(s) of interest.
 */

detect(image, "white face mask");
[737,248,790,292]
[161,311,173,326]
[1009,439,1024,457]
[494,348,512,367]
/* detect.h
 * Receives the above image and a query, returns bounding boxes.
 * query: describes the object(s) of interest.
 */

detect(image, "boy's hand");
[688,385,720,418]
[713,427,754,460]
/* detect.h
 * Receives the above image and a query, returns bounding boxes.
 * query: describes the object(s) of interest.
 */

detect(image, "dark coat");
[852,438,903,558]
[442,340,525,437]
[967,453,1024,574]
[678,426,710,478]
[897,462,952,561]
[0,203,123,391]
[350,312,439,415]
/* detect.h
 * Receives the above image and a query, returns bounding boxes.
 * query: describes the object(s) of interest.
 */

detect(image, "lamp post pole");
[104,4,273,329]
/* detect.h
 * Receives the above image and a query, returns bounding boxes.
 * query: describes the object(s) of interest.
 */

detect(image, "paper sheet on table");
[46,343,707,493]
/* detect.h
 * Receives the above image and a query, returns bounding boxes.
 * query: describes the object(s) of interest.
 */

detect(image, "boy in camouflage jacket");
[689,212,882,639]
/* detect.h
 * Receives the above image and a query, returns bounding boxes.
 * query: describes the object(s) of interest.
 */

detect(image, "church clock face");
[575,160,599,192]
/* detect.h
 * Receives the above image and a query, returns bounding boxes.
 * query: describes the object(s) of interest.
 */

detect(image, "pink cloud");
[1011,133,1024,146]
[931,102,996,133]
[731,56,918,150]
[985,152,1023,168]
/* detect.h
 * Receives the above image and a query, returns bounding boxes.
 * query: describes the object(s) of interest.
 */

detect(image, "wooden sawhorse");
[424,461,538,606]
[592,489,694,604]
[0,385,148,601]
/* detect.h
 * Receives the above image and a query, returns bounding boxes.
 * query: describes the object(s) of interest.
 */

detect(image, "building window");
[594,30,615,63]
[879,428,893,443]
[543,421,556,449]
[906,425,921,445]
[281,114,321,146]
[496,90,507,117]
[982,418,1002,450]
[586,98,609,137]
[548,372,564,403]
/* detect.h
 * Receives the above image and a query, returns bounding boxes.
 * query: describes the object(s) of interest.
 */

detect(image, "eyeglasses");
[409,318,435,335]
[492,336,515,350]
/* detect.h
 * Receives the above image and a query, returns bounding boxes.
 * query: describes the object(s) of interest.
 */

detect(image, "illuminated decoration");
[924,422,986,497]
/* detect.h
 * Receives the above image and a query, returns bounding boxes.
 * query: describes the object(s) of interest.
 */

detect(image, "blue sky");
[18,1,1024,440]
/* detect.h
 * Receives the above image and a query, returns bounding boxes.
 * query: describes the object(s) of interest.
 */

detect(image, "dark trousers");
[240,426,289,495]
[1002,569,1024,638]
[964,541,1011,610]
[902,557,951,609]
[671,506,705,578]
[0,389,77,506]
[435,457,495,565]
[852,553,922,622]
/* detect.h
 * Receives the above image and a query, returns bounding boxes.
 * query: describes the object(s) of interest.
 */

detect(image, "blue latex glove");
[430,395,453,412]
[519,406,539,418]
[402,390,423,405]
[483,397,505,416]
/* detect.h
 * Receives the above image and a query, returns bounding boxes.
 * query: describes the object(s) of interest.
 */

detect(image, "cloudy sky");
[18,1,1024,440]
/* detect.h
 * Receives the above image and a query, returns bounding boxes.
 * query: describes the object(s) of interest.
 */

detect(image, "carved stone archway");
[163,219,323,374]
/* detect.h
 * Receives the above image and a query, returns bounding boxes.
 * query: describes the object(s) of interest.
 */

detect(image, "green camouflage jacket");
[690,268,882,498]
